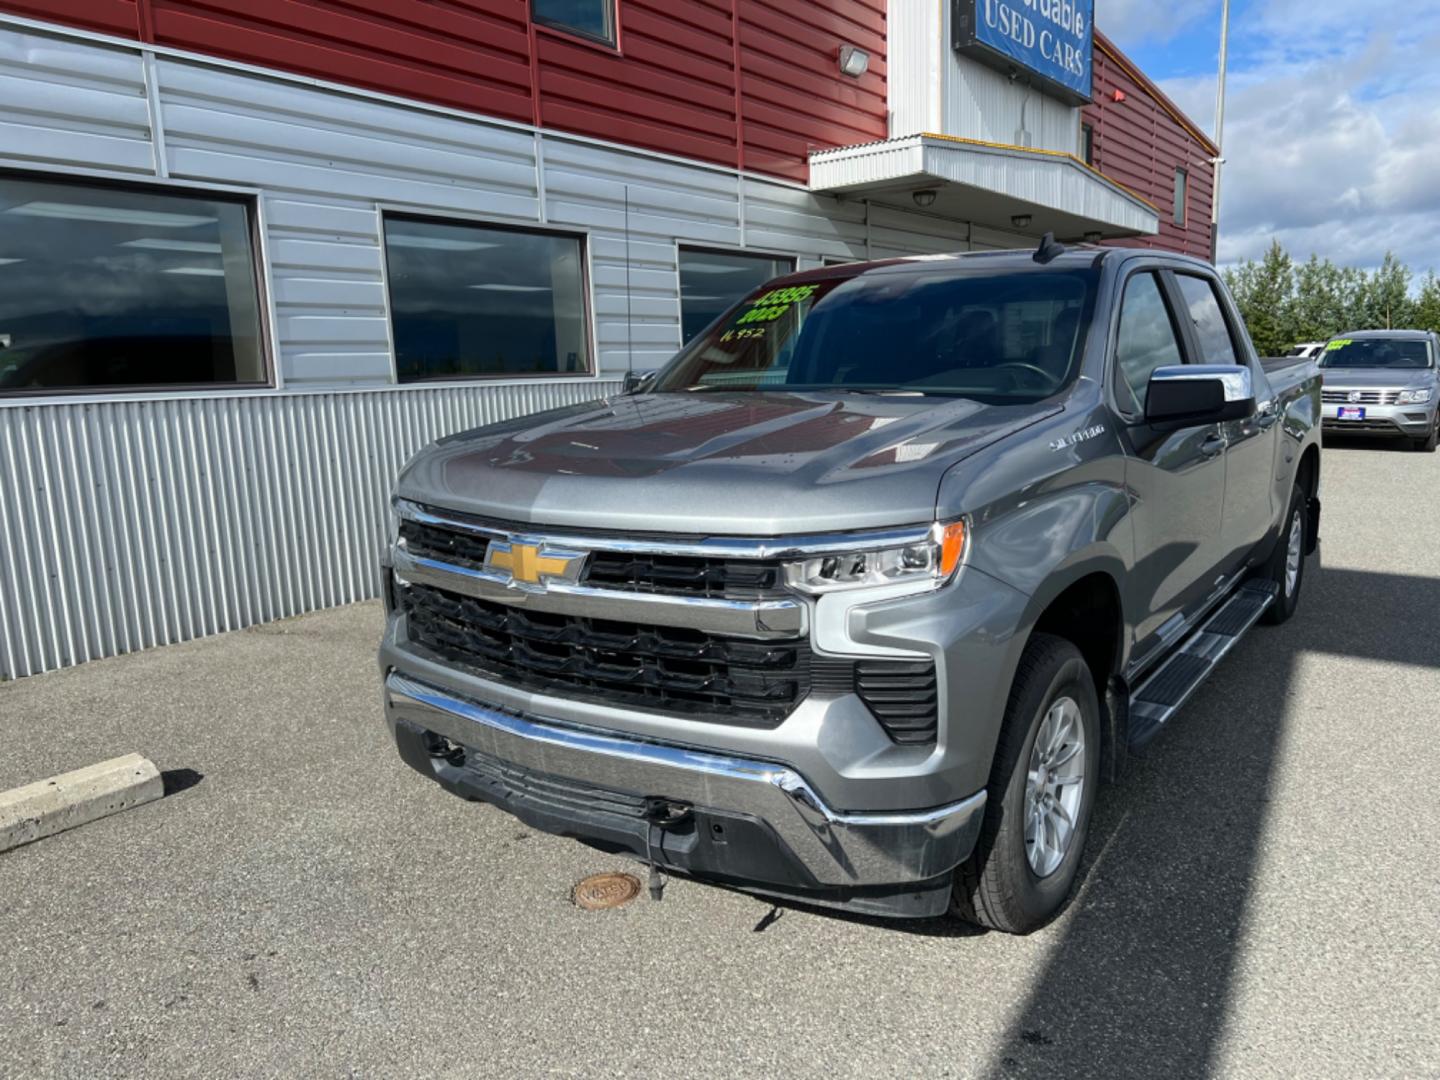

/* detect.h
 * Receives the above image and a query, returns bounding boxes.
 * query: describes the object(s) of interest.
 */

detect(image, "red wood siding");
[1,0,889,182]
[1085,32,1216,259]
[736,0,886,180]
[2,0,139,36]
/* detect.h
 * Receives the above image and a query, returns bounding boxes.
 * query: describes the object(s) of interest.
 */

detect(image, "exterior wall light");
[913,189,938,208]
[1011,214,1033,228]
[839,44,870,78]
[1084,231,1103,244]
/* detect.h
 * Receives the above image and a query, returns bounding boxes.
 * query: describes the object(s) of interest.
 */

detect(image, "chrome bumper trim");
[385,672,986,887]
[392,547,807,638]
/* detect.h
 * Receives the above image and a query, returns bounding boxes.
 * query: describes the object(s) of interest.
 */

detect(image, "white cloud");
[1147,1,1440,275]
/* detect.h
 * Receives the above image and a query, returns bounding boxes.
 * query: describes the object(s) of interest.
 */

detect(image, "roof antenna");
[1033,231,1066,265]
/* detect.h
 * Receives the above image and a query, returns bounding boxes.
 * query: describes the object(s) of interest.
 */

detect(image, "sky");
[1099,0,1440,277]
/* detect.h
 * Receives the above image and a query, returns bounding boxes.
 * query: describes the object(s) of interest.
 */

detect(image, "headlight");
[784,521,967,594]
[387,498,402,545]
[1397,388,1433,404]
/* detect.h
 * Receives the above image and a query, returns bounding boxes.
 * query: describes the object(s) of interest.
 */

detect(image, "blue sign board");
[953,0,1094,106]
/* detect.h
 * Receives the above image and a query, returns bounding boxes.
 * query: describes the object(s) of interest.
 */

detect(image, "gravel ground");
[1,435,1438,1079]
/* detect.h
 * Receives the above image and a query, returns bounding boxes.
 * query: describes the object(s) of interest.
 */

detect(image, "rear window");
[1321,338,1432,369]
[649,265,1100,405]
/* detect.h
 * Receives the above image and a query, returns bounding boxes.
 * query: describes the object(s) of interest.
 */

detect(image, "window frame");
[1169,270,1245,367]
[675,243,797,347]
[1080,123,1095,167]
[0,166,275,401]
[531,0,619,50]
[1173,167,1188,228]
[1108,267,1190,421]
[379,209,598,386]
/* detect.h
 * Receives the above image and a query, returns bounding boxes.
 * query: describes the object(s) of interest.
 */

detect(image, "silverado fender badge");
[1050,425,1106,452]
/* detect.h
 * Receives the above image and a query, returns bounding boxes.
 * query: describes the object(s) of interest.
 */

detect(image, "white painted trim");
[140,50,168,178]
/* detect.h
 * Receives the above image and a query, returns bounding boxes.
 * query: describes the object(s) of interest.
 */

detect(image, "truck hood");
[397,390,1059,535]
[1320,367,1436,390]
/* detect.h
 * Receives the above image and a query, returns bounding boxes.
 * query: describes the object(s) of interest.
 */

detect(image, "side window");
[1113,272,1184,414]
[1174,274,1240,365]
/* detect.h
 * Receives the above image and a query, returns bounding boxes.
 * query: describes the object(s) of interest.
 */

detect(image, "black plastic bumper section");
[391,717,954,919]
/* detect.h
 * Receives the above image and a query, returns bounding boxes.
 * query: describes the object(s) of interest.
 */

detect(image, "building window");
[1081,124,1095,166]
[0,172,266,394]
[1173,168,1188,227]
[532,0,616,47]
[384,215,590,382]
[679,248,794,344]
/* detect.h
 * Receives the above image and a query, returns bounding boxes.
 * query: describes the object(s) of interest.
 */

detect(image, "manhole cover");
[573,872,642,911]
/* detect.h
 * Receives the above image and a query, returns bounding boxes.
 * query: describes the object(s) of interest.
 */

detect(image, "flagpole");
[1210,0,1231,263]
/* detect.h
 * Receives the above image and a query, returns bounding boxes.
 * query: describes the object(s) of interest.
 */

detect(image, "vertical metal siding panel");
[0,381,622,679]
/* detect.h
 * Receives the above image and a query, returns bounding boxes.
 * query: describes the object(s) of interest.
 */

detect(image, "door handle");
[1200,431,1226,458]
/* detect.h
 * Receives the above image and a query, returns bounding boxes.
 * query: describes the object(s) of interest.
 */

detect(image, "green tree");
[1355,252,1415,330]
[1412,272,1440,334]
[1224,240,1296,355]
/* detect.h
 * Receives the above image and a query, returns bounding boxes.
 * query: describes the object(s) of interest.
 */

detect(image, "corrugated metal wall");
[0,19,1027,678]
[0,382,620,679]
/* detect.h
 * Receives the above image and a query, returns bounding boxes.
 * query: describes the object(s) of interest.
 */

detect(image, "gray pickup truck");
[1318,330,1440,452]
[378,243,1322,933]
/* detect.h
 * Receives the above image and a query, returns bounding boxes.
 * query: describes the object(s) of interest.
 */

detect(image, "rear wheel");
[951,634,1100,934]
[1259,483,1307,625]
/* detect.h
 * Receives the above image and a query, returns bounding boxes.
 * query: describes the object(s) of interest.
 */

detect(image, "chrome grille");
[1322,389,1398,405]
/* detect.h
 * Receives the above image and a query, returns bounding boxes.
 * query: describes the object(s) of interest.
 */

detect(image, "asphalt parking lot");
[2,435,1439,1080]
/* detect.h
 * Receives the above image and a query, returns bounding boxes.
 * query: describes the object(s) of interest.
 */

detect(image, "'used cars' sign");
[952,0,1094,106]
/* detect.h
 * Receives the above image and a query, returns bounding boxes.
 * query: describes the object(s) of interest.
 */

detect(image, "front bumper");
[1321,400,1437,437]
[384,672,986,918]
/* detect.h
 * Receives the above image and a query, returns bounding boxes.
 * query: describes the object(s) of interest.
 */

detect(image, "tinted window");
[679,249,793,344]
[0,174,265,393]
[384,216,589,381]
[1321,338,1433,369]
[1173,169,1188,227]
[1175,274,1239,364]
[1081,123,1095,166]
[532,0,615,44]
[1114,272,1183,413]
[652,266,1098,405]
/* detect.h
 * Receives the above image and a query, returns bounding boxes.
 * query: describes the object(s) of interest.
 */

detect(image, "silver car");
[1320,330,1440,452]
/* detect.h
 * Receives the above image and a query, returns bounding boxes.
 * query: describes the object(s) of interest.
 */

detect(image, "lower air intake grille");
[855,660,940,745]
[401,582,809,728]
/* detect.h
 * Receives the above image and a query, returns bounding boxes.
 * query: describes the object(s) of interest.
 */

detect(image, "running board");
[1128,580,1278,750]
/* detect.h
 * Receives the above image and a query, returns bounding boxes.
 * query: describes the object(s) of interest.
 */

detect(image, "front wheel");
[951,634,1100,934]
[1412,416,1438,453]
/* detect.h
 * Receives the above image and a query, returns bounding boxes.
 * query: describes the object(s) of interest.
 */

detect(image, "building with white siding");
[0,1,1210,678]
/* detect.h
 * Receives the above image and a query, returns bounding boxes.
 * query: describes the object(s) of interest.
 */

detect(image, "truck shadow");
[980,559,1440,1077]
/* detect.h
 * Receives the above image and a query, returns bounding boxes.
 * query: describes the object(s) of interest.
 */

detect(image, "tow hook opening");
[424,732,464,765]
[640,798,692,901]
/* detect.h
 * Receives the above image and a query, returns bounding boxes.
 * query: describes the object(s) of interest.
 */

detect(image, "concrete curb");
[0,753,163,854]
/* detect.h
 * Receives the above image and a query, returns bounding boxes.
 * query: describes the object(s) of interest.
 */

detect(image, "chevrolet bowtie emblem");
[485,538,586,590]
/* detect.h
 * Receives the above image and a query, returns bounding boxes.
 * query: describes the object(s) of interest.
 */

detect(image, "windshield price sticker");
[1326,339,1352,350]
[720,284,819,341]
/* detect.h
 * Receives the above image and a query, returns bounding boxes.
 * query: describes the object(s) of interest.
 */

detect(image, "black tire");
[951,634,1100,934]
[1413,417,1438,453]
[1259,482,1308,625]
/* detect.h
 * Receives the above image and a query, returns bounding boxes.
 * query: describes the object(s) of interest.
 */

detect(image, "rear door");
[1170,271,1277,571]
[1111,268,1229,657]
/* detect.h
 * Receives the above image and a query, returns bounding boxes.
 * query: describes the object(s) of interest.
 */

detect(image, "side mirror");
[1145,365,1255,427]
[622,369,657,394]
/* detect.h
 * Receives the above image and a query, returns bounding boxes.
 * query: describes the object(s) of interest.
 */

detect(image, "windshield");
[1321,338,1432,369]
[649,265,1099,405]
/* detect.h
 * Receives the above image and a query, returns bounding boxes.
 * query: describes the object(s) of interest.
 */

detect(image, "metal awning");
[809,134,1159,241]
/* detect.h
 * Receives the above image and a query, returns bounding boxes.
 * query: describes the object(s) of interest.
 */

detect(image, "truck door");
[1111,270,1229,654]
[1171,272,1277,572]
